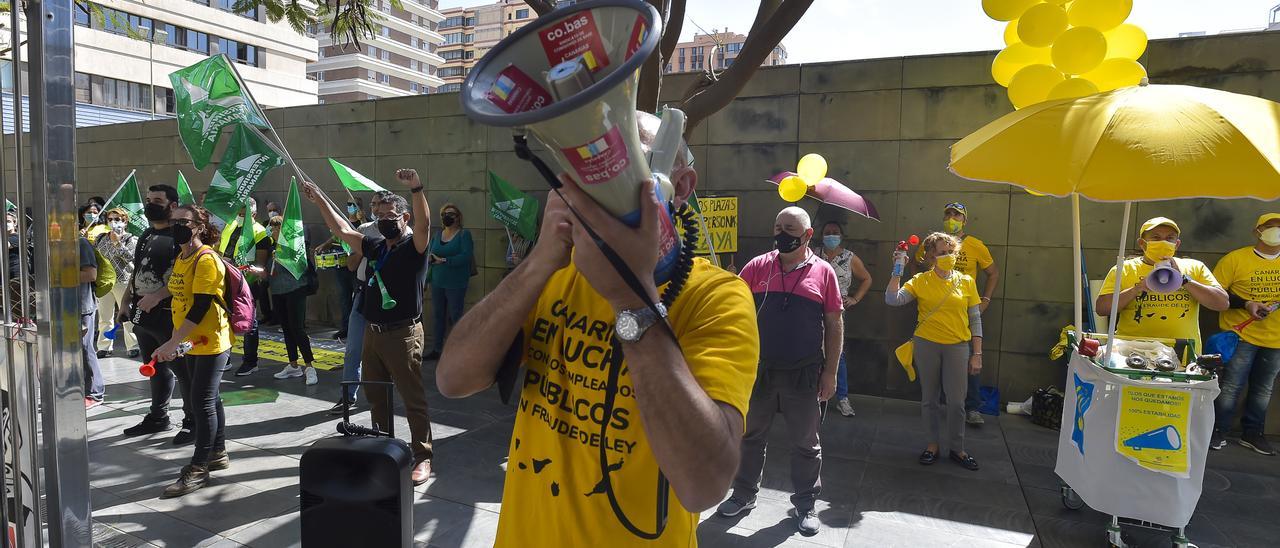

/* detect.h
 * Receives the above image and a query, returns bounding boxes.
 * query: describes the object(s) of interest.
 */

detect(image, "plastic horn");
[374,271,397,310]
[104,323,120,340]
[1233,302,1280,331]
[139,358,157,377]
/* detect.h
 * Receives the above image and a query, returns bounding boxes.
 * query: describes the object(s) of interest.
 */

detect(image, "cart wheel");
[1061,487,1084,510]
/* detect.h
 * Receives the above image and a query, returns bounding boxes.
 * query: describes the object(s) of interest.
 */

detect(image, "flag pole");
[221,54,356,204]
[99,169,138,214]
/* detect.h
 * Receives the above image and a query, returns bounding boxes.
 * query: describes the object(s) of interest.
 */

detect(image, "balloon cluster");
[985,0,1149,109]
[778,153,828,202]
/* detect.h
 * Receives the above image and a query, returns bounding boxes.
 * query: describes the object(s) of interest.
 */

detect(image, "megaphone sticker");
[564,126,631,185]
[538,11,610,72]
[488,66,553,114]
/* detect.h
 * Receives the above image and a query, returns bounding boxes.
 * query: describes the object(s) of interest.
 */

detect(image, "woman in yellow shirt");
[886,232,984,471]
[154,204,234,498]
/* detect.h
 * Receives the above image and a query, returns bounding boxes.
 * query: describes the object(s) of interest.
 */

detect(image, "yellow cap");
[1140,217,1180,236]
[1256,213,1280,228]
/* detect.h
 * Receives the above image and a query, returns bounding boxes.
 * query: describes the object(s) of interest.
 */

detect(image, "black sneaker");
[208,450,230,471]
[96,349,112,359]
[123,416,172,437]
[1240,432,1276,456]
[327,400,357,416]
[1210,430,1227,450]
[161,464,209,498]
[234,362,258,376]
[173,425,195,445]
[127,349,140,358]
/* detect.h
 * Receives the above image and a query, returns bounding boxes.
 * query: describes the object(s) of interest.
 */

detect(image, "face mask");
[822,235,841,250]
[347,204,359,216]
[110,221,126,233]
[143,203,169,222]
[774,231,804,254]
[1142,239,1177,262]
[83,213,98,225]
[441,213,457,227]
[935,253,957,272]
[268,211,280,219]
[1260,227,1280,247]
[172,223,193,246]
[5,222,14,232]
[377,218,402,240]
[943,218,964,234]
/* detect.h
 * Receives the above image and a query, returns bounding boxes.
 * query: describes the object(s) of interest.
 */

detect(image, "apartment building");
[4,0,319,118]
[307,0,447,102]
[435,0,536,93]
[665,30,787,74]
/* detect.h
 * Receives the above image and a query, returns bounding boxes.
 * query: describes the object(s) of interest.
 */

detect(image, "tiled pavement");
[86,336,1279,547]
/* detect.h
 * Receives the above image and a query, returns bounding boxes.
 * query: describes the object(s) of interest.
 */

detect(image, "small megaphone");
[374,271,397,310]
[104,323,121,341]
[1146,260,1184,294]
[461,0,684,280]
[1123,425,1182,452]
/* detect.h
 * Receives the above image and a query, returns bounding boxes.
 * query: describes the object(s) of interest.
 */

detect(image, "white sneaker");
[304,367,318,386]
[273,365,304,380]
[836,398,855,417]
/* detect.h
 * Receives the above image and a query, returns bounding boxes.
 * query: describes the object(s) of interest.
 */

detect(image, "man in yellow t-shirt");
[1209,213,1280,456]
[913,202,1000,425]
[1096,217,1228,352]
[434,113,758,547]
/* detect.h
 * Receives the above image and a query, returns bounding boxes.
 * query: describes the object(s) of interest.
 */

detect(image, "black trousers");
[134,318,191,426]
[173,351,230,466]
[271,290,313,363]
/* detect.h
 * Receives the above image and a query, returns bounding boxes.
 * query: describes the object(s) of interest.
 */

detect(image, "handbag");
[895,276,960,382]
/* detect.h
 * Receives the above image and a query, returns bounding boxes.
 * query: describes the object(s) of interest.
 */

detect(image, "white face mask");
[110,220,127,233]
[1260,227,1280,247]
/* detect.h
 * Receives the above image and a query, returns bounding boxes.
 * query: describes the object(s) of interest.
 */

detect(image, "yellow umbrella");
[950,83,1280,201]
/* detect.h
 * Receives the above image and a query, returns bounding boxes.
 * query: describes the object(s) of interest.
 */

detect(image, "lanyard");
[368,244,392,287]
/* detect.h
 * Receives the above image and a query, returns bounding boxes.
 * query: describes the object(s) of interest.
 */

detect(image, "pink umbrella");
[768,172,880,221]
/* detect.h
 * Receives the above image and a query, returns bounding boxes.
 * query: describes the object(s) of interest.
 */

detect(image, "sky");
[433,0,1278,63]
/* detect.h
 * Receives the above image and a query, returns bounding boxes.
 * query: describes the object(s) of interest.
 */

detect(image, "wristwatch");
[616,302,668,343]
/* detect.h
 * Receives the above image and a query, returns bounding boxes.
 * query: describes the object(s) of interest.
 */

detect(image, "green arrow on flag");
[487,171,538,240]
[274,178,308,279]
[328,158,388,193]
[170,54,270,170]
[100,171,149,237]
[177,171,196,205]
[204,124,284,223]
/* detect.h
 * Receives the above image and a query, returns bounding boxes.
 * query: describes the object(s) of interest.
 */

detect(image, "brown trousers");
[361,321,433,462]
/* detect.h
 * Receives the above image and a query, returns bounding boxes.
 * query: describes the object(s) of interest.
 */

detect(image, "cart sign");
[1070,373,1094,455]
[1115,386,1191,478]
[683,196,738,255]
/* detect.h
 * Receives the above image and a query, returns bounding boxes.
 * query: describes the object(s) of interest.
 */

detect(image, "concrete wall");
[12,30,1280,425]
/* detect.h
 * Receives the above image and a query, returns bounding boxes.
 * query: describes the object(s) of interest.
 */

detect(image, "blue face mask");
[822,235,841,250]
[347,204,358,215]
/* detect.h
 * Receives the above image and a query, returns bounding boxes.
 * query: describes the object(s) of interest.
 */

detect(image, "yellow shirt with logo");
[167,246,231,355]
[495,258,758,547]
[913,234,994,278]
[1213,247,1280,348]
[903,270,981,345]
[1099,257,1220,350]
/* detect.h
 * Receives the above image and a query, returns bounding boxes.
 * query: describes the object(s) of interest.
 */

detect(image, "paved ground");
[86,331,1279,547]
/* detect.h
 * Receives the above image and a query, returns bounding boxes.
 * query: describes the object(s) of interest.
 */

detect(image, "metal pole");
[1072,193,1082,338]
[13,0,28,323]
[1103,202,1133,362]
[28,0,92,545]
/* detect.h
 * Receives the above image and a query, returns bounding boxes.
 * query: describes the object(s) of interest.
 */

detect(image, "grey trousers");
[732,365,823,511]
[915,337,969,453]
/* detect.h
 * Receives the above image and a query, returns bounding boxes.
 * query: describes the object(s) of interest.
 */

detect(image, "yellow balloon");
[1068,0,1133,32]
[1008,64,1065,109]
[1052,27,1107,75]
[796,153,828,186]
[982,0,1040,22]
[778,176,808,203]
[991,42,1052,87]
[1018,3,1069,48]
[1104,23,1148,60]
[1004,20,1021,46]
[1047,77,1100,101]
[1081,58,1147,92]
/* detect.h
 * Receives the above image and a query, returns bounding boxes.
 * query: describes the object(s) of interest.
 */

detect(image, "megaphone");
[1123,425,1182,451]
[1146,260,1184,294]
[460,0,684,281]
[373,271,397,310]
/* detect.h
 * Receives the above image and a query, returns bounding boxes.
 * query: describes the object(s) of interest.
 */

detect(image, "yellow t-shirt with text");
[1213,247,1280,348]
[1099,257,1220,350]
[903,270,981,345]
[913,234,994,278]
[167,246,231,355]
[495,258,759,548]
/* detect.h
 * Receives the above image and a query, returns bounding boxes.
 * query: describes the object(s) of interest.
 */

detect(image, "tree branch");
[747,0,782,38]
[679,0,811,139]
[526,0,556,17]
[660,0,685,64]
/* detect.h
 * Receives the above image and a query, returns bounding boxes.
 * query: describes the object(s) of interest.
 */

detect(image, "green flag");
[274,178,308,279]
[487,171,539,240]
[328,158,388,193]
[177,171,195,205]
[235,203,258,266]
[100,171,149,237]
[205,124,284,223]
[170,54,270,169]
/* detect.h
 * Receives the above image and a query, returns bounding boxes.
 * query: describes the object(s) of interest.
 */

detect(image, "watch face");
[617,313,640,340]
